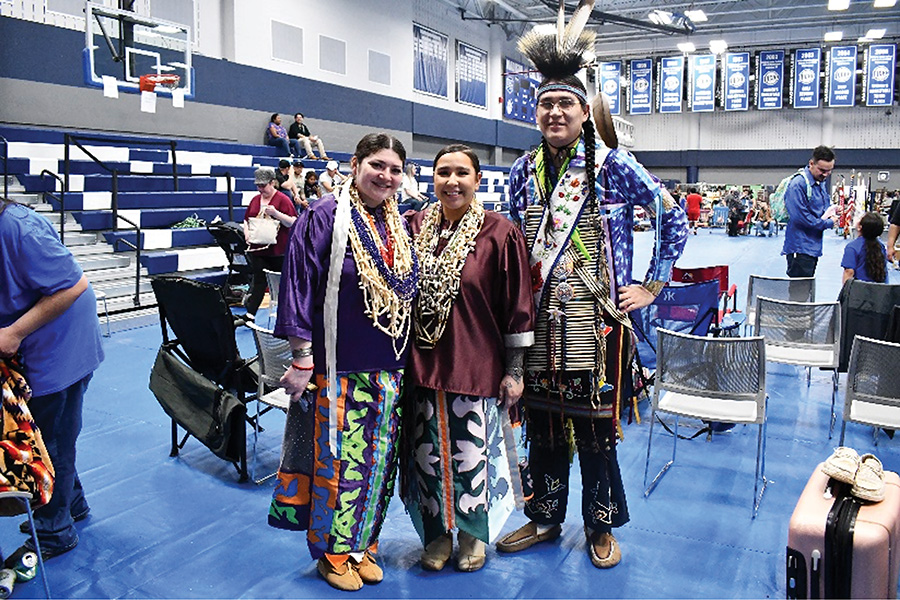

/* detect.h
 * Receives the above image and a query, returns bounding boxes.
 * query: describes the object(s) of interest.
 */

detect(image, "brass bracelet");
[642,279,665,297]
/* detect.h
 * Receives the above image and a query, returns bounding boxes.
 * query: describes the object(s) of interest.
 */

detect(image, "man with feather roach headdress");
[498,0,688,568]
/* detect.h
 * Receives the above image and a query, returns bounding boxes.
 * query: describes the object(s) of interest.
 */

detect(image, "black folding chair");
[149,276,258,481]
[206,221,253,303]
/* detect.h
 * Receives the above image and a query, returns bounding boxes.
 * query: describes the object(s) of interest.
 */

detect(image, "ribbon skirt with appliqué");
[402,388,523,547]
[268,370,403,559]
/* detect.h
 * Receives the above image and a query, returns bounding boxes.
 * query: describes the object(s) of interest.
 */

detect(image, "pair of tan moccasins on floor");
[822,446,886,502]
[421,531,487,572]
[494,521,622,569]
[317,551,382,592]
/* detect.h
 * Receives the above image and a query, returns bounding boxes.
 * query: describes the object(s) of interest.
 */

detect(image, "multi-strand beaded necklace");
[413,198,485,349]
[347,184,419,359]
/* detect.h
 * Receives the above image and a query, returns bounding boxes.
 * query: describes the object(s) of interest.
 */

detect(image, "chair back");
[672,265,729,297]
[654,328,766,424]
[844,336,900,427]
[150,276,243,384]
[837,279,900,371]
[245,322,292,391]
[632,279,719,370]
[746,275,815,324]
[263,269,282,326]
[754,297,840,367]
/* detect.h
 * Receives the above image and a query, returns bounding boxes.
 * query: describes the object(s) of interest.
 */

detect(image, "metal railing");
[40,169,66,244]
[1,135,8,199]
[112,214,143,307]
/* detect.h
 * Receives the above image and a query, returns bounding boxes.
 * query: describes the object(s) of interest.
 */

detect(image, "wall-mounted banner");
[629,59,653,115]
[757,50,785,110]
[658,56,684,113]
[827,45,857,107]
[792,48,821,109]
[723,52,750,111]
[456,41,487,108]
[413,23,448,98]
[598,61,622,115]
[864,44,896,107]
[503,57,541,124]
[689,54,716,112]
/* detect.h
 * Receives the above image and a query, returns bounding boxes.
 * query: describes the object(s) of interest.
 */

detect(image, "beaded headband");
[537,82,587,103]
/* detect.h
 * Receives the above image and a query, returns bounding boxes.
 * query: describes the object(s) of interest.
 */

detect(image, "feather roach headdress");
[517,0,596,100]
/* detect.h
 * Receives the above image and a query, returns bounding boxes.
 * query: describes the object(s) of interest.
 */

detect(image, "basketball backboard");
[84,1,193,98]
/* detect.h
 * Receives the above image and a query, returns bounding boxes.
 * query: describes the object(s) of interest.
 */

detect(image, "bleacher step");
[78,252,133,271]
[63,232,98,246]
[93,278,153,299]
[86,264,147,283]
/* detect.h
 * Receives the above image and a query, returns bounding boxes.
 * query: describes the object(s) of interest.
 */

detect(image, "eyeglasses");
[538,98,580,111]
[255,183,270,188]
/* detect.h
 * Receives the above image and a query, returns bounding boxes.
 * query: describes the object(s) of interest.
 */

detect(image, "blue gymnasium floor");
[3,225,900,599]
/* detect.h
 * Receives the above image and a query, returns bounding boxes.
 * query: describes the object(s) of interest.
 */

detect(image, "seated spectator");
[727,191,744,237]
[401,163,429,211]
[275,159,300,204]
[319,160,346,194]
[266,113,302,157]
[304,171,321,201]
[287,112,330,161]
[753,198,775,237]
[291,159,309,210]
[842,211,888,283]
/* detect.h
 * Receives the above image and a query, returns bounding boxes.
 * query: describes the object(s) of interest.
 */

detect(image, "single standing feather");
[562,0,595,52]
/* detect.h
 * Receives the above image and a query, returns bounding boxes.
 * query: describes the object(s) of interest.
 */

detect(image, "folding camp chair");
[149,276,258,482]
[671,265,744,336]
[206,221,253,304]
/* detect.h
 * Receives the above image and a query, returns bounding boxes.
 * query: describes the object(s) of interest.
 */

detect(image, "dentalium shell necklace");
[347,183,419,359]
[413,197,484,349]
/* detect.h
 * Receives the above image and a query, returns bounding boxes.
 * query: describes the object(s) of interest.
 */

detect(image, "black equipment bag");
[149,346,246,463]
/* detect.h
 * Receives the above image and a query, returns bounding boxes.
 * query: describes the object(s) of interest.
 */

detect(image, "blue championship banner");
[413,23,448,98]
[598,61,622,115]
[757,50,785,110]
[792,48,821,109]
[456,41,487,108]
[629,59,653,115]
[689,54,716,112]
[503,57,541,124]
[658,56,684,113]
[723,52,750,111]
[864,44,896,107]
[827,45,857,107]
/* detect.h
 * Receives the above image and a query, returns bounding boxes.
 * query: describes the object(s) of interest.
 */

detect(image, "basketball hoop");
[139,74,181,92]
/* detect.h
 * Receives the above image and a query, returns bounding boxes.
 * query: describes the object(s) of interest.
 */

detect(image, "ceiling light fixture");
[684,9,708,22]
[824,31,844,41]
[677,41,696,53]
[873,0,897,7]
[709,39,728,54]
[828,0,851,9]
[857,36,874,43]
[648,9,674,25]
[866,28,887,38]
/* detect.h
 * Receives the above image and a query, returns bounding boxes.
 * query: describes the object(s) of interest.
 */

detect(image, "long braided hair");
[859,211,887,283]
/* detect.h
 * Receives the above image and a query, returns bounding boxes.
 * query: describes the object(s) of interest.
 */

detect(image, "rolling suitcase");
[786,462,900,599]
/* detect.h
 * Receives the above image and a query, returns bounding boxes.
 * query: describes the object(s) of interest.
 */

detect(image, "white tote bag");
[247,214,279,246]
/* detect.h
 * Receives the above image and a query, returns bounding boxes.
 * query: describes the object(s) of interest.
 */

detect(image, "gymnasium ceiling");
[441,0,900,59]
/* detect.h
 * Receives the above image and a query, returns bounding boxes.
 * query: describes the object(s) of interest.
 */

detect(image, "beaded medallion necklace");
[347,184,419,359]
[413,198,485,349]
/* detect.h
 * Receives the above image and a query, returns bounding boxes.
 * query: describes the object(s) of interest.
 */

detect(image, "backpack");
[770,169,812,223]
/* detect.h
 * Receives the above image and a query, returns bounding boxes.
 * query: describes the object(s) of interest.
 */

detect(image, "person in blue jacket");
[782,146,839,277]
[0,199,104,559]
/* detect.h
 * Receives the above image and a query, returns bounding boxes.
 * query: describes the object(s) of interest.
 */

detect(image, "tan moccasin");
[317,557,363,591]
[852,453,886,502]
[496,522,562,553]
[822,446,860,484]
